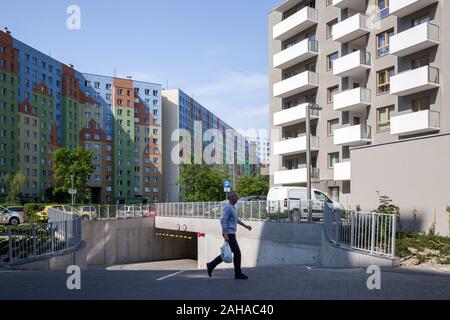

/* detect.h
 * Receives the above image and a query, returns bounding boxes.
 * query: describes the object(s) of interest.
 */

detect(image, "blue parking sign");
[224,180,231,192]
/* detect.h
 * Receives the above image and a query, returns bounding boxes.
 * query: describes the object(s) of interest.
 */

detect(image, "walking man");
[207,191,252,280]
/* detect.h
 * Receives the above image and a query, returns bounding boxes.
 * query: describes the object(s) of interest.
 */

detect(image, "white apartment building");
[269,0,450,235]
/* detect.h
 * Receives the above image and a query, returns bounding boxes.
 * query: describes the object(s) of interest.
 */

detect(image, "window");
[94,82,100,89]
[377,105,394,131]
[106,83,112,90]
[328,119,340,136]
[412,14,431,27]
[377,29,394,57]
[117,89,123,96]
[327,85,339,103]
[327,52,339,71]
[328,152,340,169]
[412,97,430,112]
[326,187,339,202]
[377,67,395,94]
[327,19,338,39]
[411,55,429,69]
[377,0,390,20]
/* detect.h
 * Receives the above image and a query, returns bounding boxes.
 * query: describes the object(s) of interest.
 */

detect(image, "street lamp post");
[306,103,322,222]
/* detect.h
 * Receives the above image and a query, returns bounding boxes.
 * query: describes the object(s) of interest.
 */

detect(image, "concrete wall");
[161,89,181,203]
[351,134,450,236]
[156,217,322,269]
[82,217,197,266]
[11,245,87,271]
[156,216,398,269]
[321,232,399,268]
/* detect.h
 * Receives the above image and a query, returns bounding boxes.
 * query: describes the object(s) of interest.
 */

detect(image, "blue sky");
[1,0,281,135]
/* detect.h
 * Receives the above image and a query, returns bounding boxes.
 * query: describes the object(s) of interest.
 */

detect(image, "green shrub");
[23,204,48,223]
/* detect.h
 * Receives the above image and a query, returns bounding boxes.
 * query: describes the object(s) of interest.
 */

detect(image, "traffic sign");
[69,188,77,195]
[224,180,231,192]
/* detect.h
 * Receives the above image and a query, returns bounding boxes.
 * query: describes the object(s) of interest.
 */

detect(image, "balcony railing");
[390,23,439,57]
[333,14,370,43]
[274,135,319,156]
[334,87,371,112]
[390,0,438,18]
[334,124,372,146]
[333,50,371,78]
[390,66,439,96]
[273,71,319,98]
[391,110,440,136]
[273,6,319,41]
[273,103,320,127]
[274,39,319,69]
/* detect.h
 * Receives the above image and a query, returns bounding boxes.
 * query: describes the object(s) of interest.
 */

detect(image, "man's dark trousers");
[209,234,242,275]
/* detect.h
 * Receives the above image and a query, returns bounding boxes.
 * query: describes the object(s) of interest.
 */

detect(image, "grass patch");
[397,230,450,265]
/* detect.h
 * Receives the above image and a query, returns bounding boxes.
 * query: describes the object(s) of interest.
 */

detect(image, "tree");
[4,172,26,204]
[178,164,228,202]
[52,147,95,203]
[45,186,70,204]
[236,175,269,197]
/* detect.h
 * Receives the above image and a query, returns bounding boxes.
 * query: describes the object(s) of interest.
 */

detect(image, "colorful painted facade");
[0,30,162,203]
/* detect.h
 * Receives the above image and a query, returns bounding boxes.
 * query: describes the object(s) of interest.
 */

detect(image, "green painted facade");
[0,70,19,177]
[61,97,80,149]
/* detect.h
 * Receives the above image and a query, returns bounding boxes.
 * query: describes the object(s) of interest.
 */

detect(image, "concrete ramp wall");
[82,218,197,266]
[156,217,323,269]
[156,217,400,269]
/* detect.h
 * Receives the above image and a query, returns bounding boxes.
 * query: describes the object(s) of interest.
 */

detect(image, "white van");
[266,187,344,216]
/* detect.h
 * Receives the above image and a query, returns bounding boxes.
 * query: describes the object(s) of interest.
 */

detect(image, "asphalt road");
[0,260,449,300]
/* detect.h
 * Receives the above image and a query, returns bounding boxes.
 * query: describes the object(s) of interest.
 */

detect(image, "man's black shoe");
[207,263,213,277]
[235,273,249,280]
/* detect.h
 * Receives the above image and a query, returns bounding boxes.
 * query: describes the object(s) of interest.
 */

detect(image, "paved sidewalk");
[0,261,449,300]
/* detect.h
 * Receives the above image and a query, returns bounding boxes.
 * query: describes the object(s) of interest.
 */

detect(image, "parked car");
[76,206,98,221]
[0,206,23,226]
[117,205,143,219]
[7,206,24,214]
[266,187,344,221]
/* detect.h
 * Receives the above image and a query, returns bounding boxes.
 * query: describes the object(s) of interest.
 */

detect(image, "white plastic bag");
[221,242,233,263]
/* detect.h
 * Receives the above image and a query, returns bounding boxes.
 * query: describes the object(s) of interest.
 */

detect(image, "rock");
[410,258,420,266]
[408,247,418,255]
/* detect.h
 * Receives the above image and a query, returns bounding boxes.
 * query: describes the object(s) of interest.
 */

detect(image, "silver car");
[0,206,23,226]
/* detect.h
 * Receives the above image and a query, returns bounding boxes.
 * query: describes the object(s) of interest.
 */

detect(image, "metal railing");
[428,66,439,84]
[427,23,440,42]
[155,200,325,223]
[323,204,397,258]
[8,209,82,265]
[82,201,326,224]
[359,50,371,66]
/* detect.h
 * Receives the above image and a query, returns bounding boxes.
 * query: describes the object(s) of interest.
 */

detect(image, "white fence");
[8,208,82,265]
[81,201,325,223]
[323,204,397,258]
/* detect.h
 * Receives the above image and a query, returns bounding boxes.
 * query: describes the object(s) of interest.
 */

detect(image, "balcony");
[274,39,318,69]
[274,167,320,185]
[333,50,371,78]
[332,0,366,11]
[273,103,320,127]
[333,14,370,43]
[334,88,371,112]
[390,23,439,57]
[273,71,319,98]
[274,135,319,156]
[273,6,319,41]
[334,124,372,146]
[390,66,440,96]
[391,110,440,136]
[390,0,437,18]
[334,162,351,181]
